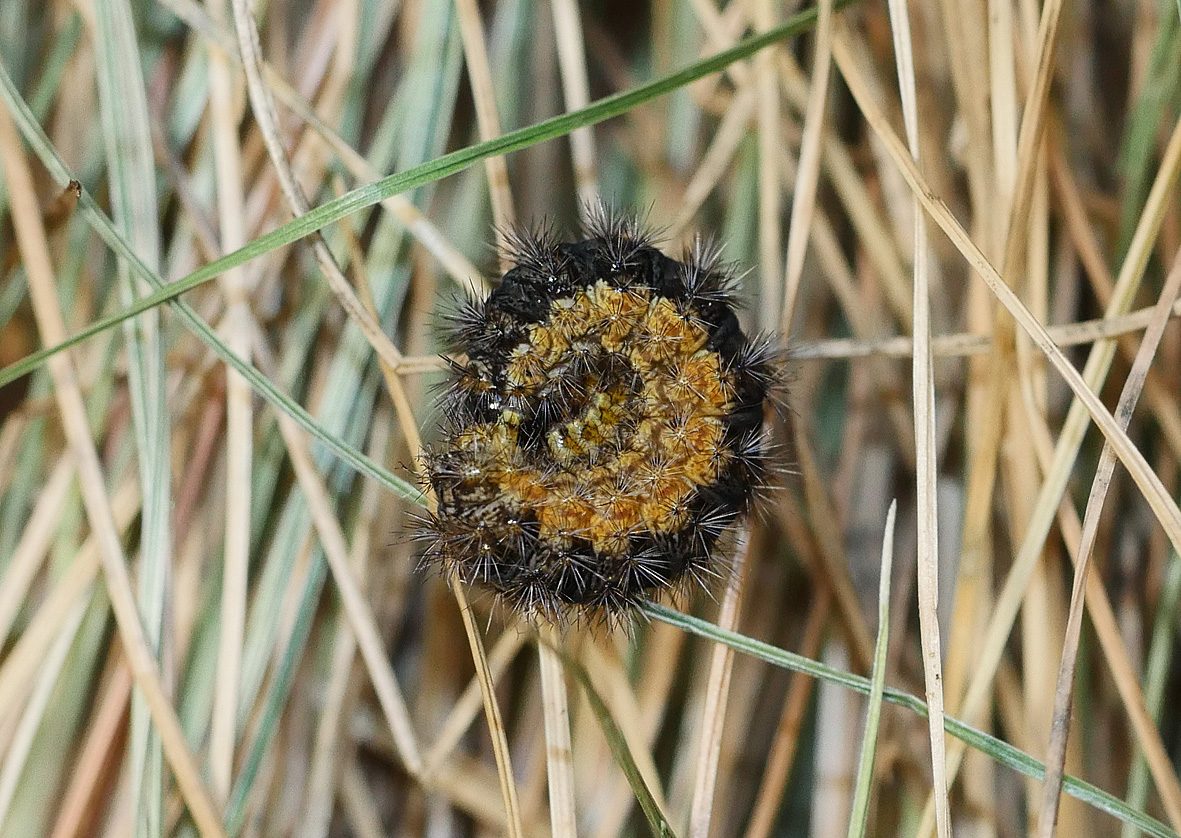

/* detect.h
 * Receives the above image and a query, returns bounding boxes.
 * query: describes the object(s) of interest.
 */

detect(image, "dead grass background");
[0,0,1180,835]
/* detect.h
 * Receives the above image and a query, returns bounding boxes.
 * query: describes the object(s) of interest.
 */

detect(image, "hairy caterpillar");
[416,209,779,621]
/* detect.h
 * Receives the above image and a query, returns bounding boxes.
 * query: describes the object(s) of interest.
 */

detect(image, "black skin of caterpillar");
[418,217,778,621]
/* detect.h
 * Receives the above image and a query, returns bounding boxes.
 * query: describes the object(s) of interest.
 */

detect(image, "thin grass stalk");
[1011,384,1181,838]
[296,416,386,838]
[0,481,138,725]
[0,600,87,830]
[0,457,72,649]
[539,626,577,836]
[778,0,833,333]
[786,303,1181,360]
[454,0,516,261]
[223,544,328,835]
[790,422,874,668]
[688,525,751,837]
[267,400,424,778]
[1123,555,1181,838]
[445,578,526,838]
[0,103,225,838]
[775,112,919,466]
[1037,247,1181,835]
[743,590,831,838]
[550,0,599,207]
[48,665,134,838]
[566,652,677,837]
[204,0,254,804]
[1116,5,1181,258]
[422,632,526,774]
[667,82,758,239]
[583,638,673,837]
[89,0,170,828]
[1048,134,1181,461]
[753,0,782,330]
[834,30,1181,825]
[773,50,916,325]
[880,0,951,833]
[846,500,897,838]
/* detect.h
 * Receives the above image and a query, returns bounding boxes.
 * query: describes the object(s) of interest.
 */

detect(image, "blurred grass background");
[0,0,1180,835]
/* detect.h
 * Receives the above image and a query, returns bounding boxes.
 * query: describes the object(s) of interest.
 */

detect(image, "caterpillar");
[416,209,779,622]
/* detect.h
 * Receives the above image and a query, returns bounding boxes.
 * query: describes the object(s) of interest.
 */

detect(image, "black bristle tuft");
[497,221,566,279]
[416,204,786,624]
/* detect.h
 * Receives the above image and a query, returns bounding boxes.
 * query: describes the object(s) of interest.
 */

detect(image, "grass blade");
[640,601,1179,838]
[1122,555,1181,838]
[89,0,169,829]
[564,652,676,837]
[847,500,896,838]
[0,0,857,390]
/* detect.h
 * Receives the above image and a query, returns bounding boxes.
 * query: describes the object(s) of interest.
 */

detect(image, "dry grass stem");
[881,0,950,834]
[551,0,600,208]
[455,0,516,260]
[538,626,577,837]
[205,0,254,802]
[2,2,1179,834]
[779,0,833,333]
[0,103,224,837]
[688,525,751,837]
[1037,247,1181,835]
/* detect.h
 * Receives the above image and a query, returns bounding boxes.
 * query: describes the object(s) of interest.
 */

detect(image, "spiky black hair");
[418,208,783,623]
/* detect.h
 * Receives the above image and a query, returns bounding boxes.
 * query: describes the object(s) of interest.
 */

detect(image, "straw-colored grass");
[1,0,1180,835]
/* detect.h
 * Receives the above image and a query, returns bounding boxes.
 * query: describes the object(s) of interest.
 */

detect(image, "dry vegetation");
[0,0,1180,835]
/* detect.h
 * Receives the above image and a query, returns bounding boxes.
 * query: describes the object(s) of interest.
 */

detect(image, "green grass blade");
[847,500,896,838]
[90,0,169,831]
[563,653,676,837]
[1,592,109,836]
[1116,2,1181,259]
[640,601,1179,838]
[224,552,328,835]
[0,51,422,504]
[1122,554,1181,838]
[0,0,856,390]
[0,1,848,509]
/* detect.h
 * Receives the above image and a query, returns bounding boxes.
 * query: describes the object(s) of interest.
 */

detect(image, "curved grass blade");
[847,500,896,838]
[1122,555,1181,838]
[91,0,171,829]
[562,653,676,838]
[0,0,857,390]
[223,552,327,835]
[640,601,1179,838]
[0,55,423,506]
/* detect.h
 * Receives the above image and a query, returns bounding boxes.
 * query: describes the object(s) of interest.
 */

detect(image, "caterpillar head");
[418,211,782,623]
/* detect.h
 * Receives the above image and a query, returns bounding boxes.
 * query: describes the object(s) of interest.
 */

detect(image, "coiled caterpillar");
[417,211,779,621]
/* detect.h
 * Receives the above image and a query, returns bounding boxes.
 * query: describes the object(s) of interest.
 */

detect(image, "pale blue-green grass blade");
[90,0,169,829]
[1122,555,1181,838]
[1116,2,1180,259]
[0,55,422,501]
[565,653,676,837]
[0,0,855,390]
[640,601,1178,838]
[847,500,896,838]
